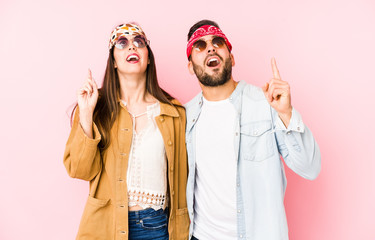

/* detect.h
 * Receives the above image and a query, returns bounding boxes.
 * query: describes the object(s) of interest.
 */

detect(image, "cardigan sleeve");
[63,107,102,181]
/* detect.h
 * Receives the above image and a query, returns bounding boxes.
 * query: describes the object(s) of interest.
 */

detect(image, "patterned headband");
[108,23,147,50]
[186,25,232,59]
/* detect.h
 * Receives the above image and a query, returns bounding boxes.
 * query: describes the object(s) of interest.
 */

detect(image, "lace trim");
[128,189,166,208]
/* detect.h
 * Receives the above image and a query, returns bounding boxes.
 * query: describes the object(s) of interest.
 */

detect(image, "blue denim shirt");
[185,81,321,240]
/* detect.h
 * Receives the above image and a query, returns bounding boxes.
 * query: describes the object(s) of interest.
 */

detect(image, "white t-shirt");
[193,97,238,240]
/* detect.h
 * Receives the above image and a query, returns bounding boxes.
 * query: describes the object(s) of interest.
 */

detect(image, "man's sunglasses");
[115,36,149,49]
[192,36,226,52]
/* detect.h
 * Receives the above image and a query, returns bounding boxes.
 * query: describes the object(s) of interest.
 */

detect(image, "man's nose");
[207,41,216,53]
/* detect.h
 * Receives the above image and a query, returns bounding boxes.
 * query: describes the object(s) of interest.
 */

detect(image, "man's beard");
[192,55,232,87]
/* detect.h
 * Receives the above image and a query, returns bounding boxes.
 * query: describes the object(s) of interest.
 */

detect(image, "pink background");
[1,0,374,239]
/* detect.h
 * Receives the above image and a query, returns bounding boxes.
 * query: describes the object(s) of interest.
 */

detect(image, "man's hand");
[262,58,292,128]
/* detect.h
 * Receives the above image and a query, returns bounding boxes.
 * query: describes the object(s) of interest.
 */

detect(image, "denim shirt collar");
[185,80,247,133]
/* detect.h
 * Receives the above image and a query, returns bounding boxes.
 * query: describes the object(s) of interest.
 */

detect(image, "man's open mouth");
[206,57,220,67]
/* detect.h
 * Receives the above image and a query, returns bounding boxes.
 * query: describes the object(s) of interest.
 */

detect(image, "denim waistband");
[128,208,167,221]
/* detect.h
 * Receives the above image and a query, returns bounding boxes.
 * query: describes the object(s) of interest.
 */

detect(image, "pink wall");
[1,0,374,239]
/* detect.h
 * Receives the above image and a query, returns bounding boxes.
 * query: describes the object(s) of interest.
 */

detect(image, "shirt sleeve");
[272,107,321,180]
[274,108,305,133]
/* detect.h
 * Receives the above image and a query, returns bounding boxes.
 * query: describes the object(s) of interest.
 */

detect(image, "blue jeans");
[128,208,169,240]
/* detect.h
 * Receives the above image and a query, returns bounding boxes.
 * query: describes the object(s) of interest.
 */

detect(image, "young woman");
[63,23,189,240]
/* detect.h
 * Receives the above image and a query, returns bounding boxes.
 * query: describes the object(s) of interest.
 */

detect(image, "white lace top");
[124,101,168,210]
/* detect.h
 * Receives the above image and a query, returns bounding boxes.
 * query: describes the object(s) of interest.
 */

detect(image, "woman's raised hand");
[78,69,99,113]
[77,69,98,138]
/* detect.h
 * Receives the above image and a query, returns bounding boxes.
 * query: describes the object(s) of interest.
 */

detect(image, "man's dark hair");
[187,20,220,41]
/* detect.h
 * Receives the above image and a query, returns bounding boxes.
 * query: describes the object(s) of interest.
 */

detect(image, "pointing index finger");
[271,57,281,79]
[88,68,92,80]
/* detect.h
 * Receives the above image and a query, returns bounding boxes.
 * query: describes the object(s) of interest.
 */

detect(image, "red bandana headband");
[186,25,232,59]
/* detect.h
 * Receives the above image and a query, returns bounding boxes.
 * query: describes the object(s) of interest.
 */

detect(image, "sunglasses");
[115,36,149,49]
[192,36,226,52]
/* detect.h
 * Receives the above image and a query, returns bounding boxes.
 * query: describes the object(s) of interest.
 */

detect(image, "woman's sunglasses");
[192,36,226,52]
[115,36,149,49]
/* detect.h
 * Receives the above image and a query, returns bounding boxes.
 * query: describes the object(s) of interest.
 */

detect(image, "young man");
[185,20,321,240]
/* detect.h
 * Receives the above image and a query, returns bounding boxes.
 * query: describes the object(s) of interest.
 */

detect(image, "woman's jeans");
[128,207,169,240]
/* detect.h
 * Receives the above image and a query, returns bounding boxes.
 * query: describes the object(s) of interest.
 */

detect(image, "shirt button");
[118,179,124,182]
[119,205,125,208]
[237,183,240,187]
[172,191,175,196]
[168,140,173,146]
[192,119,196,122]
[160,118,165,122]
[253,130,258,135]
[238,209,241,213]
[120,231,126,234]
[297,126,300,131]
[120,153,127,156]
[240,235,243,238]
[235,132,239,136]
[287,131,291,135]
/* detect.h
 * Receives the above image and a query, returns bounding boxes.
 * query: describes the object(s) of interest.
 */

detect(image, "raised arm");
[63,69,102,181]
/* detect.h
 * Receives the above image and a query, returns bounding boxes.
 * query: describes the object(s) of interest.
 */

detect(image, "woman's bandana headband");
[186,25,232,59]
[108,23,147,50]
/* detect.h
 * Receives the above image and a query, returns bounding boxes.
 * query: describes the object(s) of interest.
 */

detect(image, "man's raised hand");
[262,58,292,127]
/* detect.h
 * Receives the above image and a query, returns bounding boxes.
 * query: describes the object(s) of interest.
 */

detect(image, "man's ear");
[230,53,235,67]
[188,61,195,75]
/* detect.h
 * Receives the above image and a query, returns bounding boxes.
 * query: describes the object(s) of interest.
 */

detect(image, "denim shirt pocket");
[240,120,274,162]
